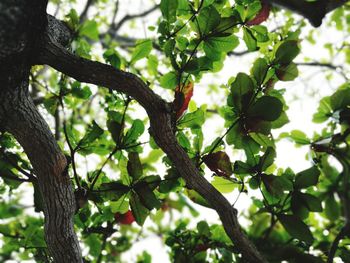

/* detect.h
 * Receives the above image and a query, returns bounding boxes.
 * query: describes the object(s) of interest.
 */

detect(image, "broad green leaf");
[107,120,123,145]
[330,85,350,111]
[302,193,323,212]
[205,35,239,53]
[276,63,299,81]
[79,20,99,40]
[251,57,269,85]
[124,119,145,144]
[243,27,257,51]
[196,6,220,35]
[127,152,143,180]
[230,73,255,111]
[248,96,283,121]
[79,121,104,147]
[211,176,236,193]
[325,194,340,221]
[103,49,121,69]
[186,189,211,208]
[131,39,153,64]
[134,182,161,210]
[294,166,320,189]
[290,130,310,145]
[278,214,314,244]
[177,108,205,129]
[274,40,300,65]
[258,147,276,171]
[98,182,130,201]
[130,192,149,226]
[160,72,178,89]
[160,0,178,23]
[110,193,130,213]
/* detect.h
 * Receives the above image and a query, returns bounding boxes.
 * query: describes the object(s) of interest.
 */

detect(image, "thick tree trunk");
[0,1,82,262]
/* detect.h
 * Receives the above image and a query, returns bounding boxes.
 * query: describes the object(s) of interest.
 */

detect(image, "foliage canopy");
[0,0,350,262]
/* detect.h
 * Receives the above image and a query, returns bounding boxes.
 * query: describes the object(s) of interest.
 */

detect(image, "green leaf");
[294,166,320,189]
[276,63,299,81]
[97,182,130,201]
[233,161,253,175]
[197,221,211,237]
[278,214,314,244]
[248,96,283,121]
[258,147,276,171]
[274,40,300,65]
[130,192,149,226]
[211,176,236,193]
[127,152,143,181]
[134,182,161,210]
[79,20,99,40]
[79,121,104,147]
[243,27,257,51]
[261,174,293,197]
[325,194,340,221]
[160,0,178,23]
[230,73,255,111]
[196,6,220,35]
[110,193,130,213]
[251,57,269,85]
[103,49,121,69]
[205,35,239,53]
[177,108,205,129]
[186,189,211,208]
[160,72,178,89]
[131,39,153,64]
[330,85,350,111]
[107,120,123,145]
[301,193,323,212]
[124,119,144,144]
[290,130,310,145]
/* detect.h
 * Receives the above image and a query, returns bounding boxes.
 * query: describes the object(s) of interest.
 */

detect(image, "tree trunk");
[0,1,82,262]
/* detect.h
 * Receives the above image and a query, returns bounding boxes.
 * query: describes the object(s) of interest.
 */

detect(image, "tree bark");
[0,1,82,262]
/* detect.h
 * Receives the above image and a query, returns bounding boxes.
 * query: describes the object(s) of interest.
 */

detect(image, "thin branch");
[296,62,348,80]
[111,4,159,33]
[79,0,94,23]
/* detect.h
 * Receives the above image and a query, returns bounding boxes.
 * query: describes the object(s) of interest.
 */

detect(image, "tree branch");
[110,4,159,34]
[35,16,266,263]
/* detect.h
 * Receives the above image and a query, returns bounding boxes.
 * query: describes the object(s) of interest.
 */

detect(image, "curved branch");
[111,4,159,33]
[36,17,266,263]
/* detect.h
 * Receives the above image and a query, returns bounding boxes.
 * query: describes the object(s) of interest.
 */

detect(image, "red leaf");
[173,82,194,119]
[246,1,270,26]
[114,210,135,225]
[202,151,233,177]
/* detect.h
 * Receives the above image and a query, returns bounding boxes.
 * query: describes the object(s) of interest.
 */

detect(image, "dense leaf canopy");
[0,0,350,262]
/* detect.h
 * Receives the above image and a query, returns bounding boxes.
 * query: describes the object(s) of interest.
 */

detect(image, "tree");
[0,0,349,262]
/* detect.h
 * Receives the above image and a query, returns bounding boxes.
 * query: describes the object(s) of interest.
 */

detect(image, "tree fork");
[36,16,267,263]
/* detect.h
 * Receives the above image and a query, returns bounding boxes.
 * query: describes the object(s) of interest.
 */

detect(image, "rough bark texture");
[35,17,267,263]
[0,1,82,262]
